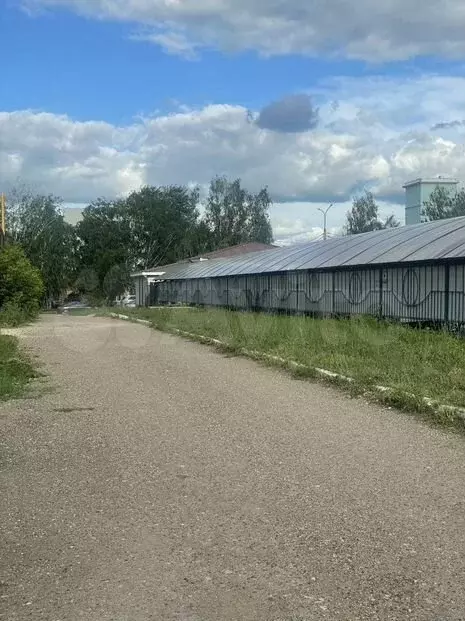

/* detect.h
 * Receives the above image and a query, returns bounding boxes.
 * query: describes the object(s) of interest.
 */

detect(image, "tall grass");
[0,301,40,327]
[0,335,37,399]
[126,307,465,412]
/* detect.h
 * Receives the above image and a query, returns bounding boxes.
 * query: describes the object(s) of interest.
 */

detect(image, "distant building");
[403,177,459,225]
[132,242,278,307]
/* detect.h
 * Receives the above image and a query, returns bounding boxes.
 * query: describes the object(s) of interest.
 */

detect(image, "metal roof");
[183,241,278,261]
[138,217,465,281]
[402,177,459,188]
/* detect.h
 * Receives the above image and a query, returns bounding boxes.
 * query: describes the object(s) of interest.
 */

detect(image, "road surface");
[1,314,465,621]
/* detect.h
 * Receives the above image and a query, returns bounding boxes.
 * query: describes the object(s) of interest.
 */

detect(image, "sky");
[1,1,465,244]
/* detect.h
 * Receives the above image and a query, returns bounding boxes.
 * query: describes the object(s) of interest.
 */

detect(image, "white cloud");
[2,74,465,239]
[23,0,465,61]
[131,30,199,60]
[0,111,144,203]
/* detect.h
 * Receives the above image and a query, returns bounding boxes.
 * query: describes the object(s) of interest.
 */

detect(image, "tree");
[75,198,132,302]
[203,176,273,247]
[247,187,274,244]
[422,186,465,221]
[0,244,44,317]
[6,188,78,303]
[345,190,399,234]
[125,185,200,269]
[186,219,215,257]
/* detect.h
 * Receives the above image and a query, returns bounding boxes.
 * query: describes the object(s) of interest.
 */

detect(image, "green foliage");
[74,266,100,296]
[422,186,465,221]
[103,264,131,302]
[75,198,132,302]
[345,190,399,234]
[7,188,78,301]
[74,178,274,297]
[0,301,33,327]
[189,219,214,256]
[0,245,44,323]
[4,177,274,308]
[204,176,273,247]
[126,185,200,269]
[0,334,37,399]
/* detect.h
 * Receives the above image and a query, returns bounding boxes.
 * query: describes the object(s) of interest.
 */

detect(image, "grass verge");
[0,302,39,328]
[62,308,97,316]
[0,334,38,400]
[113,307,465,430]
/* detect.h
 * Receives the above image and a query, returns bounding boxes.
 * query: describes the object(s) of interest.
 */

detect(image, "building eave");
[403,177,458,189]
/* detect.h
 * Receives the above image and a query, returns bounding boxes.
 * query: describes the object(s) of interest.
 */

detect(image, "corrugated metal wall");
[147,262,465,324]
[382,265,445,321]
[449,265,465,323]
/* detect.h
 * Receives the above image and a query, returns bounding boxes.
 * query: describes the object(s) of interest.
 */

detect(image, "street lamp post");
[317,203,333,240]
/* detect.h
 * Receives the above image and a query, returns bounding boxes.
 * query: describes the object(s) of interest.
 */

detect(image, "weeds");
[0,335,37,400]
[0,301,39,327]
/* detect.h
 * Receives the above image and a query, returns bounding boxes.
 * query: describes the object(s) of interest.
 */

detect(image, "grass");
[118,306,465,428]
[0,334,38,400]
[0,302,39,328]
[62,307,96,316]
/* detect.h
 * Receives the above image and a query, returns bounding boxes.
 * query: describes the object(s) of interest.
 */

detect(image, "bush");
[0,301,31,327]
[0,245,44,325]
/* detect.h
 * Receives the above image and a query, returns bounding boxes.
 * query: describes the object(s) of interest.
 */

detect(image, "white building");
[403,177,459,225]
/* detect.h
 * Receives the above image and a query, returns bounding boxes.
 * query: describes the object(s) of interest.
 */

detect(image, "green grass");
[119,307,465,427]
[63,307,96,316]
[0,302,39,327]
[0,334,37,400]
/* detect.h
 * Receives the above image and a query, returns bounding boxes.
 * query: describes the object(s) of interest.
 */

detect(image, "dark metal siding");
[333,269,379,316]
[142,261,465,326]
[382,265,445,321]
[449,265,465,323]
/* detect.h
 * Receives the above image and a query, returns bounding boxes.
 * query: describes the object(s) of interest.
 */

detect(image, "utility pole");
[0,193,5,248]
[317,203,332,240]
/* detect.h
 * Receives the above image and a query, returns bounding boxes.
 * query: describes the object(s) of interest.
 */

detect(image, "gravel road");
[1,314,465,621]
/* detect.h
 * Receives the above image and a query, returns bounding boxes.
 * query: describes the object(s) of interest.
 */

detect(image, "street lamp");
[317,203,333,240]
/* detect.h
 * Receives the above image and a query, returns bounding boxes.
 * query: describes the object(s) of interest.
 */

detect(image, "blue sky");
[1,3,382,122]
[2,0,465,241]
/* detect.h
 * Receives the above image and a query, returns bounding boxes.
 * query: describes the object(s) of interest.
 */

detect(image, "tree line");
[2,176,274,310]
[1,176,463,322]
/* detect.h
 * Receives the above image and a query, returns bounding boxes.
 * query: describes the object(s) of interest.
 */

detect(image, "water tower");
[403,177,458,225]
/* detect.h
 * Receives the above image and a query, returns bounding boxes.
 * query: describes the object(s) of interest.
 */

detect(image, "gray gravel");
[1,313,465,621]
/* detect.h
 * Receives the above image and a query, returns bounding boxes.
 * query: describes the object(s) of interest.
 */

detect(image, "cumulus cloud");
[23,0,465,62]
[256,94,319,133]
[0,110,145,204]
[2,74,465,238]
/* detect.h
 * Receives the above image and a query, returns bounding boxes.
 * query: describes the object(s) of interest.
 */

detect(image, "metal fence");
[147,261,465,326]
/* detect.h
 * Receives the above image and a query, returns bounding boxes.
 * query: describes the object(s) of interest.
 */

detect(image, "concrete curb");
[110,313,151,326]
[109,313,465,424]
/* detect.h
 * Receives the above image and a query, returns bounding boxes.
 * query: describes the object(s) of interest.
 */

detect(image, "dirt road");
[1,314,465,620]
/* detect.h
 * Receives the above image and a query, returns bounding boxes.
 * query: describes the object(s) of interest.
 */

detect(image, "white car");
[123,295,136,308]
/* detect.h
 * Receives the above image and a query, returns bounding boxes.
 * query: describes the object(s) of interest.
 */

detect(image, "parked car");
[123,295,136,308]
[57,301,91,314]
